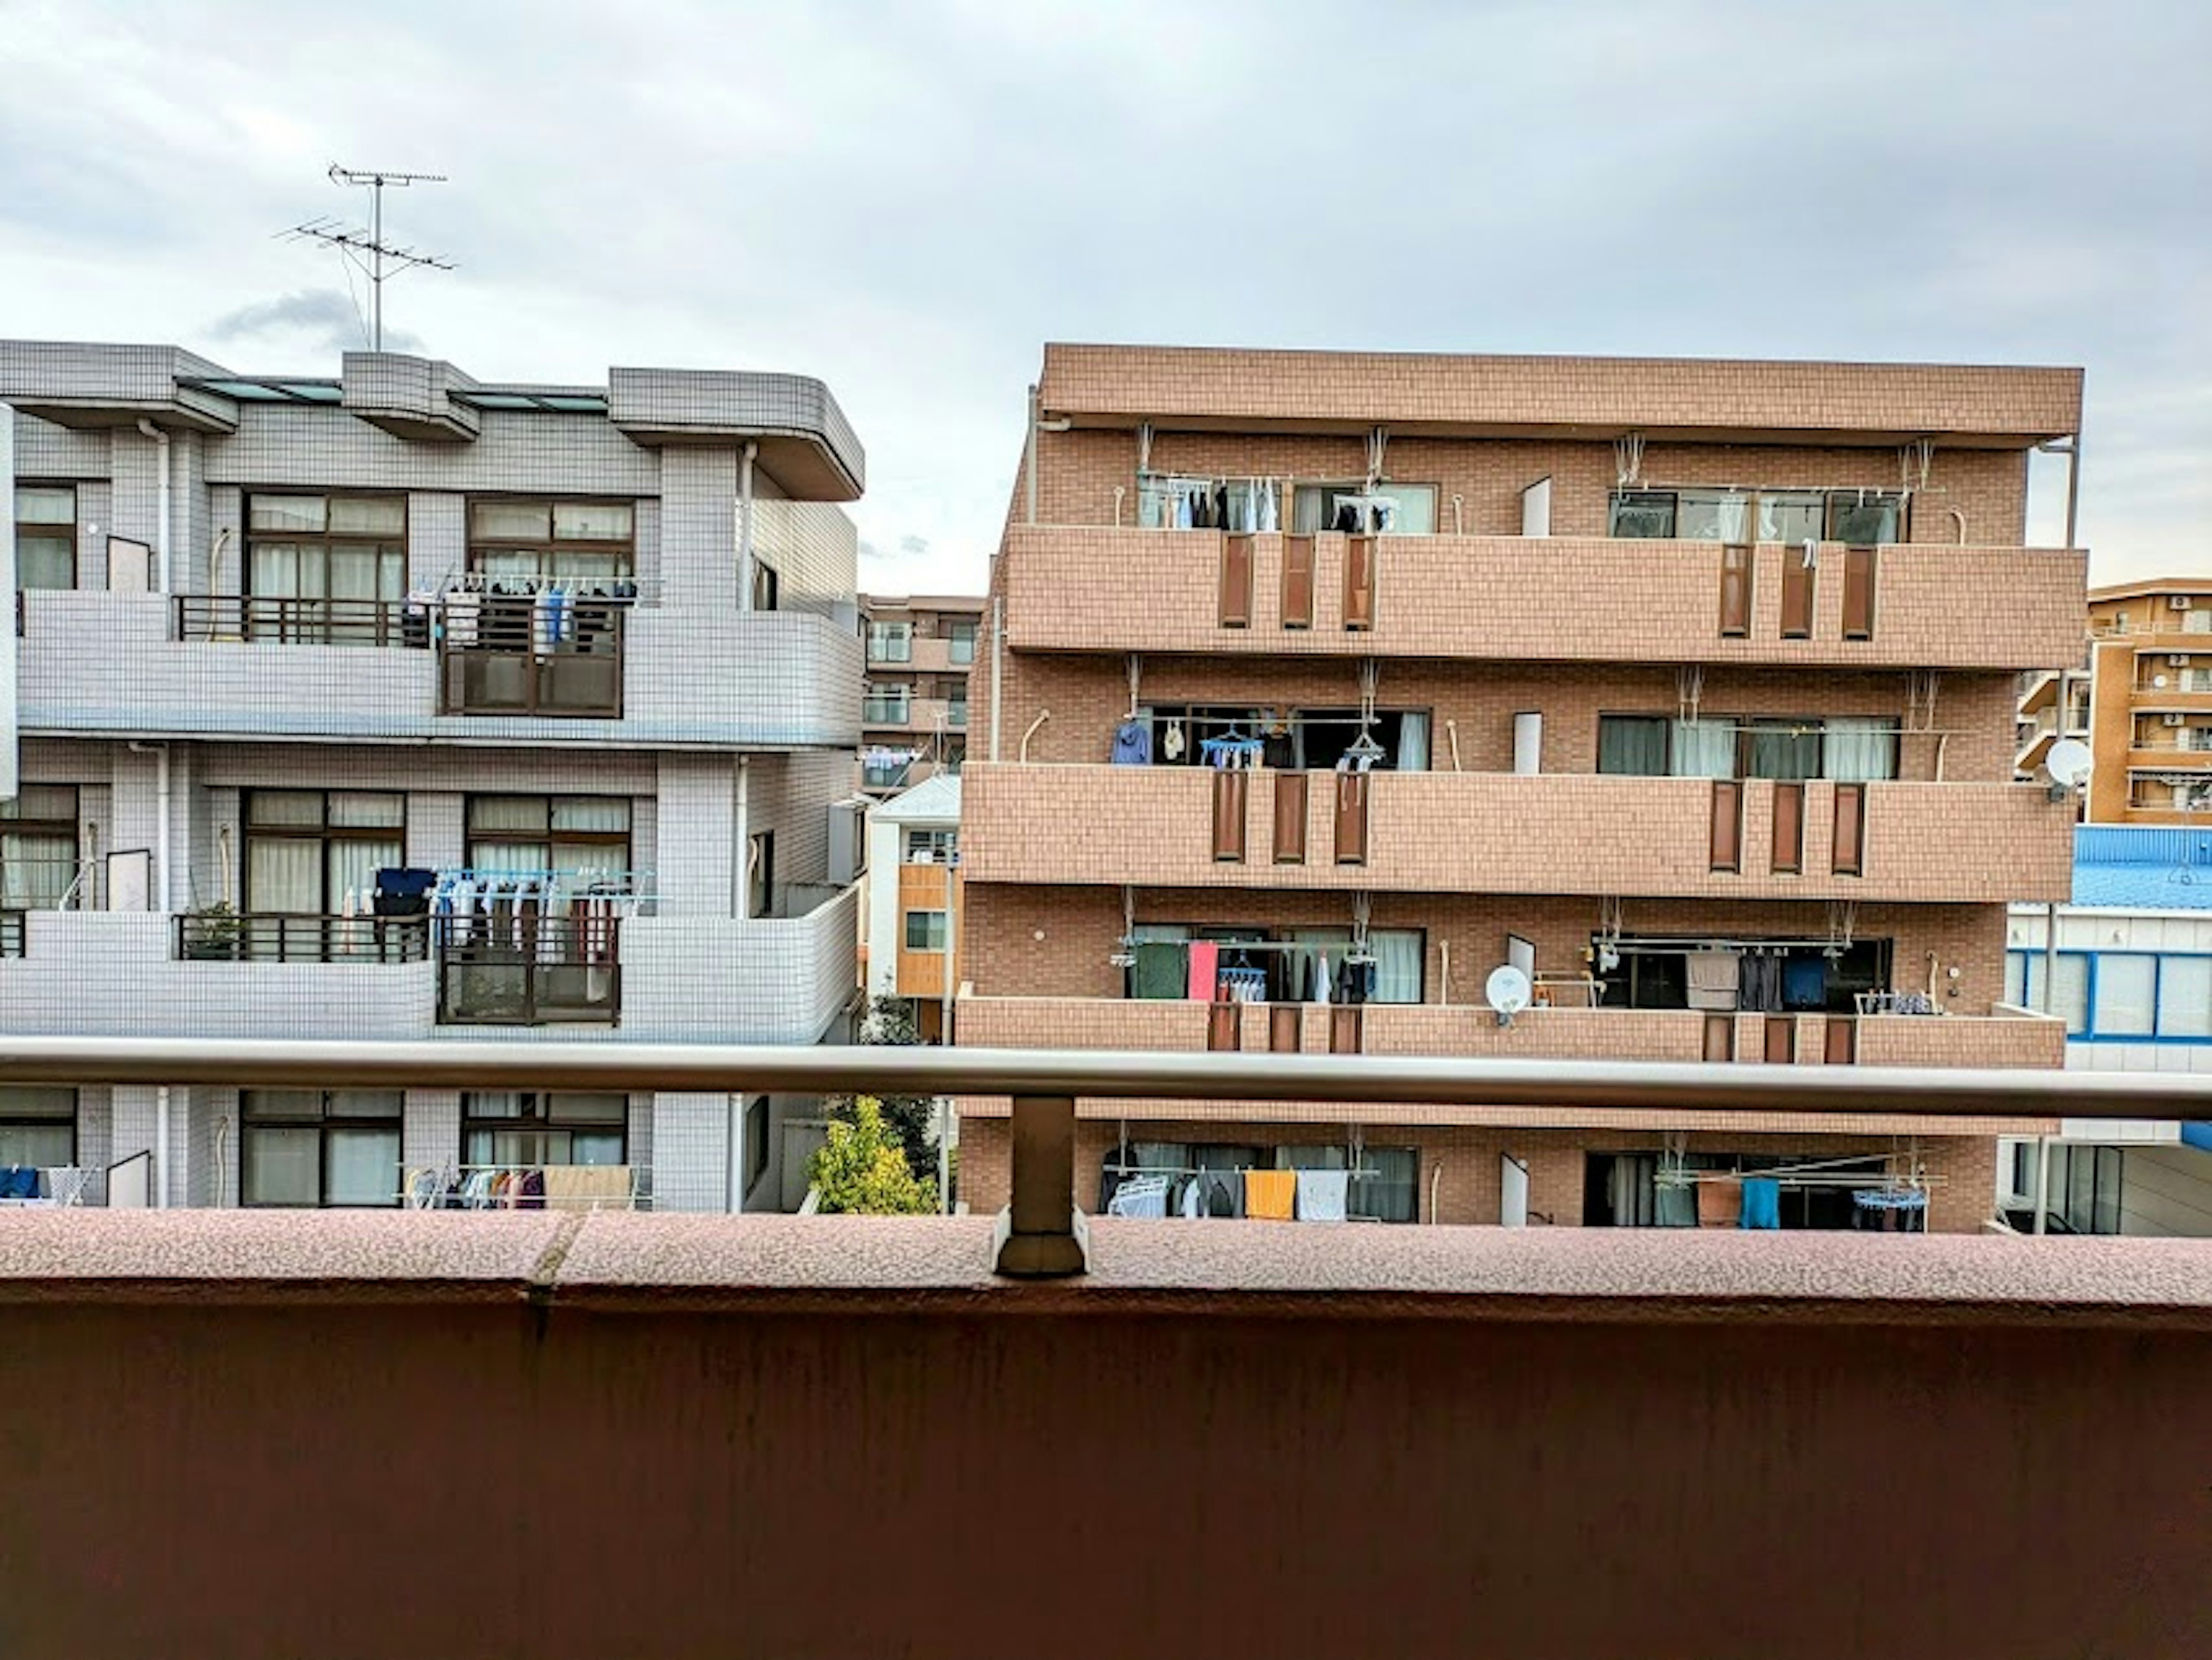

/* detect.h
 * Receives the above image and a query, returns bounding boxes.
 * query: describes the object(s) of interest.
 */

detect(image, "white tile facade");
[4,341,867,1211]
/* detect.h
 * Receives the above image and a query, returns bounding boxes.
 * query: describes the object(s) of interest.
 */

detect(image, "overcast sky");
[2,0,2205,591]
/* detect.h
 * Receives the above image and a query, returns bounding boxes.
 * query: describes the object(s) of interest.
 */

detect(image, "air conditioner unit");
[2165,712,2188,727]
[2174,596,2195,611]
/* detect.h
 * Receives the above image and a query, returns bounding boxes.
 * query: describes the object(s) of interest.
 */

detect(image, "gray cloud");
[2,0,2206,591]
[209,289,421,357]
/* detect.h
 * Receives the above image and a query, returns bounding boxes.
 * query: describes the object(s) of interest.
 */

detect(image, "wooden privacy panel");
[1703,1014,1737,1062]
[1824,1018,1858,1065]
[1330,1006,1365,1055]
[1832,783,1866,876]
[1207,1001,1240,1052]
[1218,535,1253,628]
[1270,1005,1303,1053]
[1781,548,1815,638]
[1771,782,1805,875]
[1764,1015,1797,1064]
[1842,545,1877,640]
[1343,535,1376,631]
[1709,780,1743,873]
[1281,536,1316,630]
[1272,771,1309,864]
[1334,771,1370,866]
[1718,544,1753,638]
[1211,769,1248,862]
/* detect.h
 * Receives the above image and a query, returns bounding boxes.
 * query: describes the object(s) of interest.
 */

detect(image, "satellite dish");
[2047,738,2093,789]
[1485,964,1533,1025]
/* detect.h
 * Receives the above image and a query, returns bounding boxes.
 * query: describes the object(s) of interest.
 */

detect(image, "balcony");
[1001,526,2087,670]
[175,912,430,964]
[956,995,2065,1129]
[175,595,423,648]
[19,593,861,747]
[960,763,2073,903]
[438,917,622,1027]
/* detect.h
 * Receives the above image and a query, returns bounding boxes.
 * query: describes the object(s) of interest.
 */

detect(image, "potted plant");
[181,901,244,961]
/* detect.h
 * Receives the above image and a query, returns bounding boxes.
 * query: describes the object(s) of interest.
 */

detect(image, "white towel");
[1296,1169,1350,1223]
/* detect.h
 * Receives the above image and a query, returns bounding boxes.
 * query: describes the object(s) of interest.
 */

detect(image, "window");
[868,621,912,662]
[2049,1144,2124,1235]
[904,828,958,865]
[244,790,404,915]
[947,620,978,664]
[2158,957,2212,1037]
[467,499,634,584]
[1742,720,1823,782]
[1290,482,1437,535]
[906,909,948,952]
[864,682,911,723]
[247,495,406,632]
[461,1091,626,1167]
[0,1087,74,1168]
[465,795,631,877]
[241,1090,401,1207]
[748,831,774,920]
[2093,955,2157,1037]
[862,756,912,790]
[14,486,75,590]
[1608,488,1908,543]
[2017,954,2091,1034]
[1597,715,1670,775]
[1,784,79,910]
[744,1096,770,1193]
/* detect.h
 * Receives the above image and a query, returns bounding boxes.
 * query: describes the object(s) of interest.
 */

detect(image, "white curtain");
[1824,717,1897,782]
[1369,929,1423,1004]
[1670,719,1734,779]
[1395,713,1430,773]
[247,839,321,912]
[326,1127,400,1205]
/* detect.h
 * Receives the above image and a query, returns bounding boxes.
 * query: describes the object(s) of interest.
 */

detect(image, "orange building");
[956,343,2088,1231]
[2083,578,2212,823]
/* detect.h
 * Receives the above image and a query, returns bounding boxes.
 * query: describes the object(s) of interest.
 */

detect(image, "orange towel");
[1244,1169,1296,1221]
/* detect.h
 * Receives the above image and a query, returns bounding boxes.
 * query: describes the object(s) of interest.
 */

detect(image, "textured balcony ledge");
[5,1211,2210,1328]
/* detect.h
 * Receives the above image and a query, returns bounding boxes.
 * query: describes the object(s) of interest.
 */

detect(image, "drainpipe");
[156,1086,171,1210]
[2063,427,2082,550]
[135,419,171,593]
[128,741,171,913]
[738,441,758,611]
[734,755,750,919]
[989,596,1005,761]
[2033,1135,2052,1235]
[1024,384,1039,526]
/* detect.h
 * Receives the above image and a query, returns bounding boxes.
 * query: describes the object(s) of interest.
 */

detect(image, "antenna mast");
[283,165,453,351]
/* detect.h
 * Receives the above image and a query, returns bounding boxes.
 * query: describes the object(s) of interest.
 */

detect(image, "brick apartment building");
[2079,577,2212,823]
[858,593,983,795]
[955,343,2088,1231]
[2,340,866,1211]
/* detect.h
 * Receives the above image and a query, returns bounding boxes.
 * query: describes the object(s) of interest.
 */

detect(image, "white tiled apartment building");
[2,340,867,1211]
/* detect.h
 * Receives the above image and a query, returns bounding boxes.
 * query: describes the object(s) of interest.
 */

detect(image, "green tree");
[808,1096,938,1215]
[826,995,938,1184]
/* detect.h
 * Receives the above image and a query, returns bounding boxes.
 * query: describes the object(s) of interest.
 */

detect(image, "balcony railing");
[0,911,21,958]
[438,604,626,718]
[175,595,424,648]
[175,912,431,964]
[437,916,622,1026]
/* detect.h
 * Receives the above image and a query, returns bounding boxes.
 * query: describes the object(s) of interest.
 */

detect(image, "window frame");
[1,784,81,912]
[463,794,633,877]
[868,621,914,663]
[13,483,78,592]
[240,1089,403,1208]
[0,1085,76,1169]
[904,828,959,865]
[243,789,407,915]
[465,497,636,584]
[744,1096,770,1193]
[1606,487,1912,544]
[460,1090,629,1169]
[946,619,979,664]
[243,491,408,607]
[905,908,948,952]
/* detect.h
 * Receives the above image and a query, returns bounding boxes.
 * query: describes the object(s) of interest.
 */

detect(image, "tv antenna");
[282,165,453,351]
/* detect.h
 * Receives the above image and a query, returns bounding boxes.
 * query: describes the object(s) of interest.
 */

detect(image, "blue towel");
[1782,957,1828,1009]
[1740,1177,1782,1230]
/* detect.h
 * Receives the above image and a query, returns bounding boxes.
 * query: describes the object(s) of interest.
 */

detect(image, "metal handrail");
[0,1036,2204,1121]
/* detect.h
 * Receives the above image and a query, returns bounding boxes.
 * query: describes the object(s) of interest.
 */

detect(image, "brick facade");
[961,343,2086,1233]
